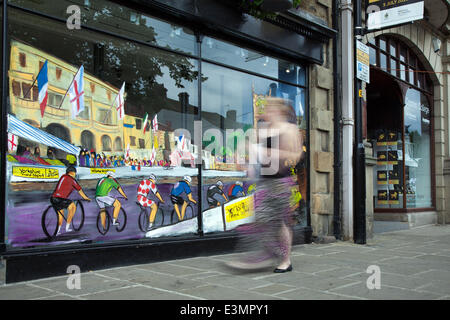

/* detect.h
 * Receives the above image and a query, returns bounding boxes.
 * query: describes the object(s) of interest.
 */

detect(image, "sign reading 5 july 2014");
[367,0,424,31]
[225,196,255,223]
[12,166,59,179]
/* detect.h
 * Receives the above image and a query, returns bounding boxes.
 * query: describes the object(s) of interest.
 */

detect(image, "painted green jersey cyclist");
[95,171,128,228]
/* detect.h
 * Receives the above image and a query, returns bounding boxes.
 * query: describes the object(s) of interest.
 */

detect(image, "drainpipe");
[353,0,366,244]
[333,0,342,240]
[340,0,354,240]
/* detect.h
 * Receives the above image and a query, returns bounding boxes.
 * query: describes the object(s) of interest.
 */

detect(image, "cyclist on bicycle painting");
[228,181,246,201]
[50,166,91,235]
[207,180,228,208]
[170,175,197,221]
[95,171,128,228]
[137,174,165,230]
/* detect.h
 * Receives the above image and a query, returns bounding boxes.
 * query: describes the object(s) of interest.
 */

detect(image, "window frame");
[368,36,435,212]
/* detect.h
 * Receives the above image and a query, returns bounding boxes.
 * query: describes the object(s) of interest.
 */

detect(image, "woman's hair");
[265,97,297,124]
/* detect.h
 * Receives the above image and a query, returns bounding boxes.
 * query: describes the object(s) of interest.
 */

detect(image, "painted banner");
[90,168,116,175]
[12,166,59,179]
[224,196,254,223]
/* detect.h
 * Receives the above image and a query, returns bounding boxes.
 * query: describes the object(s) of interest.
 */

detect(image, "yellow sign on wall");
[90,168,116,175]
[12,166,59,179]
[225,196,255,223]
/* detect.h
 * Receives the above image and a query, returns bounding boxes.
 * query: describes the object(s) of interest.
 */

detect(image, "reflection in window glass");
[390,59,397,77]
[369,47,377,66]
[379,38,387,52]
[409,69,415,85]
[9,0,197,55]
[202,37,306,87]
[400,46,407,62]
[404,89,432,208]
[380,53,387,70]
[400,63,406,81]
[389,42,396,56]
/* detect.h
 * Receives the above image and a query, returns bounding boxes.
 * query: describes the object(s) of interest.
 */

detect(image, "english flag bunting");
[37,60,49,118]
[69,66,85,119]
[115,82,125,120]
[125,143,130,160]
[150,147,156,162]
[8,133,18,153]
[152,115,158,131]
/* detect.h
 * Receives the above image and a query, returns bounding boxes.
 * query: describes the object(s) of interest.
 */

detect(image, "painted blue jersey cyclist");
[170,176,197,220]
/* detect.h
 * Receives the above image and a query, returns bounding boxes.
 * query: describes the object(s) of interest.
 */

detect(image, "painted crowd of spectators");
[78,149,172,169]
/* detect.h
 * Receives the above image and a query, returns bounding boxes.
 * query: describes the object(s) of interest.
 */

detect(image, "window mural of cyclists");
[5,7,307,249]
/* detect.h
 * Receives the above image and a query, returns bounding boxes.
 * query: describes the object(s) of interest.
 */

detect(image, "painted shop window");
[5,0,309,249]
[6,4,200,249]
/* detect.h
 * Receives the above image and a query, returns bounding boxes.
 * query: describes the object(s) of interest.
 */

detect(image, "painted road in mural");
[7,177,256,249]
[6,182,200,248]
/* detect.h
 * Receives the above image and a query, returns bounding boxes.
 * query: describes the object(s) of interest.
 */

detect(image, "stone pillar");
[365,141,376,239]
[310,64,335,237]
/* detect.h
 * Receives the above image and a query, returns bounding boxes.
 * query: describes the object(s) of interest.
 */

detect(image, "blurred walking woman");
[229,98,303,273]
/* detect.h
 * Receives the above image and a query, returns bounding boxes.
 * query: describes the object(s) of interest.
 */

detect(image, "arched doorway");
[45,123,71,159]
[101,135,112,152]
[114,137,123,152]
[367,35,434,212]
[81,130,95,151]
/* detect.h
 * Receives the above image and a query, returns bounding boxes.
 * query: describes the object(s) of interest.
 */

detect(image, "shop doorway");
[367,69,404,213]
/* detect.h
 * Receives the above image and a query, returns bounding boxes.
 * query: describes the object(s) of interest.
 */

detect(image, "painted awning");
[7,114,80,155]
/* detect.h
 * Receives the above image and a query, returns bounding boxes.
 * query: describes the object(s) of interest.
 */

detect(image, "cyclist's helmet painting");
[183,176,192,184]
[149,174,157,182]
[106,171,116,178]
[236,181,243,187]
[216,181,223,188]
[66,166,77,174]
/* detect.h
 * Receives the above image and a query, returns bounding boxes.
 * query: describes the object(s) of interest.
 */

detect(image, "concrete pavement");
[1,225,449,300]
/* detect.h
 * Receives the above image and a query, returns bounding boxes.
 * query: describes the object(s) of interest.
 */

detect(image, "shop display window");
[368,36,434,211]
[4,0,310,249]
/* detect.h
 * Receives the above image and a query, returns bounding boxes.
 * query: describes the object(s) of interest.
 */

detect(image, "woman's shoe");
[273,264,293,273]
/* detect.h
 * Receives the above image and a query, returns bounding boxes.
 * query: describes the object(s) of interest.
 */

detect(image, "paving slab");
[0,284,56,300]
[1,225,449,300]
[80,285,200,300]
[30,273,131,297]
[329,282,442,300]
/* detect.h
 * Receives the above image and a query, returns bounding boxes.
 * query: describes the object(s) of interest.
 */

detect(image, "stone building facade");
[361,1,450,235]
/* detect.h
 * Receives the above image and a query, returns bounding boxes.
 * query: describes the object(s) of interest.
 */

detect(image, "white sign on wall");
[367,0,424,31]
[356,40,370,83]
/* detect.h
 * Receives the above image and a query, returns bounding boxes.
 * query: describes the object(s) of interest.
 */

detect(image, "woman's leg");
[276,222,293,269]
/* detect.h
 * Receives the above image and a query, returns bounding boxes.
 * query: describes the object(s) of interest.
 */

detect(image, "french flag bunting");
[37,60,49,118]
[69,66,85,119]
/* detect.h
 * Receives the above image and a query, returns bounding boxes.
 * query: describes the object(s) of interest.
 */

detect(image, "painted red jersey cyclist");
[50,166,91,235]
[137,174,165,230]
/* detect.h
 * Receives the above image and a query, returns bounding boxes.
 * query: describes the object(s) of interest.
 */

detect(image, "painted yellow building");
[9,40,124,156]
[122,114,178,162]
[123,114,152,160]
